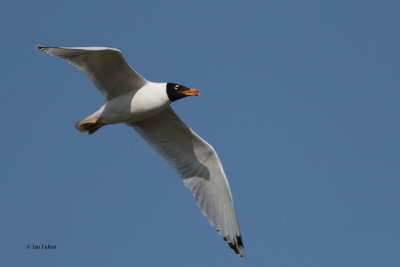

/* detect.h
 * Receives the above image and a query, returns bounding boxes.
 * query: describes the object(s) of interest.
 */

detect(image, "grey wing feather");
[129,107,245,258]
[37,45,147,100]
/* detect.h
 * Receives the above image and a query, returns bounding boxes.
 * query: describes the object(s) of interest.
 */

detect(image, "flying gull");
[37,45,245,258]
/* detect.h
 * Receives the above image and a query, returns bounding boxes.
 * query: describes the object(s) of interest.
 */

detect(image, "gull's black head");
[166,83,200,102]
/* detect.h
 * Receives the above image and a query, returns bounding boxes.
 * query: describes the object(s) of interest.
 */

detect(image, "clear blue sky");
[1,0,399,266]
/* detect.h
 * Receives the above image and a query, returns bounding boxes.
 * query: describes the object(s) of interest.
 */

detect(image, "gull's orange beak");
[181,88,200,96]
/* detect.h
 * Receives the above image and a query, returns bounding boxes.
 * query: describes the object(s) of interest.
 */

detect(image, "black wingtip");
[36,45,58,52]
[36,45,48,52]
[223,235,246,258]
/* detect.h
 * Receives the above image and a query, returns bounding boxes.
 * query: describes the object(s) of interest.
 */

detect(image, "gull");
[37,45,245,258]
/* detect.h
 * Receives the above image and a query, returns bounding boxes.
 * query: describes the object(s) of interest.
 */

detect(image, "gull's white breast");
[101,82,170,124]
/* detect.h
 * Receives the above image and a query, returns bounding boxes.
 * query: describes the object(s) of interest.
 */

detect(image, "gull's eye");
[175,85,180,90]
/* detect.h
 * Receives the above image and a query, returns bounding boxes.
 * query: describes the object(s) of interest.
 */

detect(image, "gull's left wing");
[128,107,245,257]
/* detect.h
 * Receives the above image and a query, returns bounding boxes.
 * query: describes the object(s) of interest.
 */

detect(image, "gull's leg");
[75,106,106,135]
[78,118,105,134]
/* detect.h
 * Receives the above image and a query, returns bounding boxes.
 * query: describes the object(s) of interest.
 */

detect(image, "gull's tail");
[75,106,106,134]
[75,119,105,134]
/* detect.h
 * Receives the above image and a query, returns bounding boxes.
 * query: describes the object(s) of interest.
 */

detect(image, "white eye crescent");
[175,85,179,90]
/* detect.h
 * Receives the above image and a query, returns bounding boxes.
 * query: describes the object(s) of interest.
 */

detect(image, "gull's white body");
[38,45,245,258]
[100,82,170,124]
